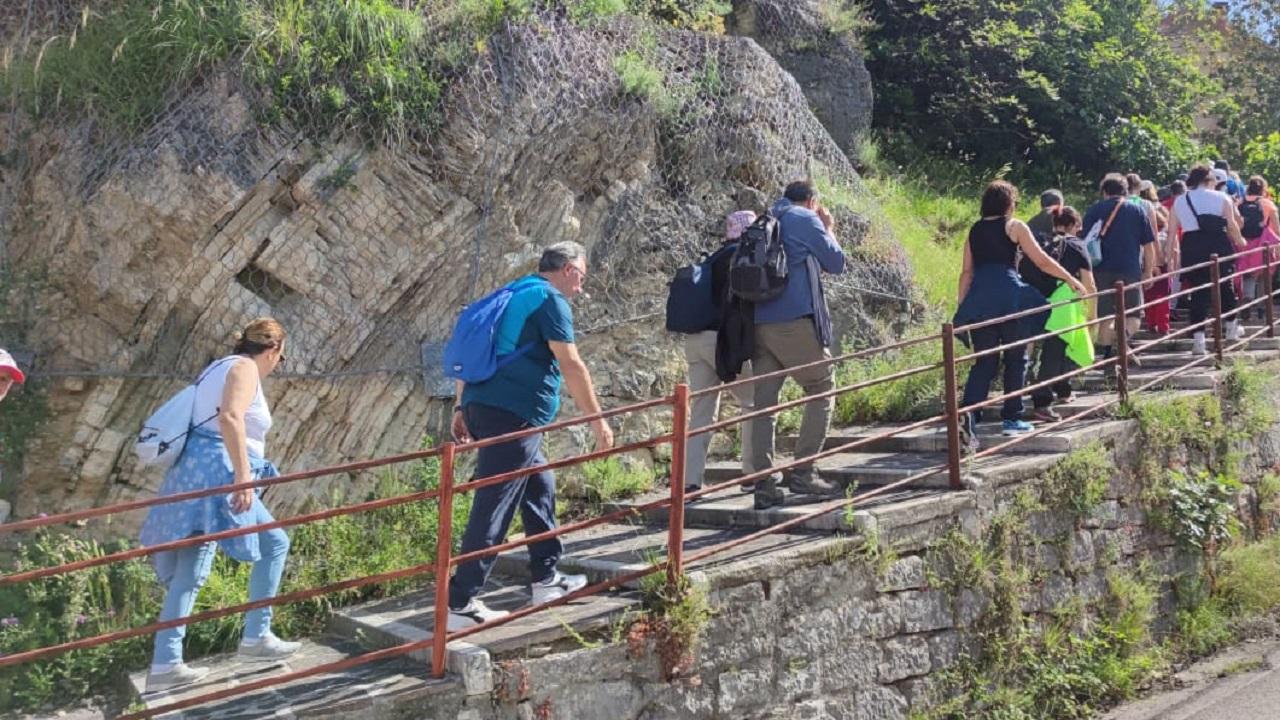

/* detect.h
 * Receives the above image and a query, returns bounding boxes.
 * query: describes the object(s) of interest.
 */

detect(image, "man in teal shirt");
[447,242,614,629]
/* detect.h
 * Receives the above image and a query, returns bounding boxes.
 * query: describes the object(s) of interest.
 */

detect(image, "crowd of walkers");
[958,161,1280,449]
[9,161,1267,694]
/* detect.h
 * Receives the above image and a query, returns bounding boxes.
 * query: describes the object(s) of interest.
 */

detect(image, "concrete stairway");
[126,324,1278,719]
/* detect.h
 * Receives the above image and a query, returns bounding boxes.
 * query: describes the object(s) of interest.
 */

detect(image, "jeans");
[683,331,757,487]
[961,320,1027,425]
[152,501,290,666]
[1030,337,1075,408]
[749,318,834,482]
[449,403,560,609]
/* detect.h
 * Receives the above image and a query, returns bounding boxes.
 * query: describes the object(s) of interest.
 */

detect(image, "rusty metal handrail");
[8,235,1280,720]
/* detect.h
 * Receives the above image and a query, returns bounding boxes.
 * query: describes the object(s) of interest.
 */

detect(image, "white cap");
[1212,168,1230,184]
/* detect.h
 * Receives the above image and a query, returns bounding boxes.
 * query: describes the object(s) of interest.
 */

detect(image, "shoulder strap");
[1184,191,1202,222]
[1100,199,1124,237]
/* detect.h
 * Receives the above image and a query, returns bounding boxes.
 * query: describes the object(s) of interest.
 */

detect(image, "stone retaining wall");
[395,378,1280,720]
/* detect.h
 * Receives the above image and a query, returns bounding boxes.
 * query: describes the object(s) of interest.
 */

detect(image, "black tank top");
[968,217,1017,266]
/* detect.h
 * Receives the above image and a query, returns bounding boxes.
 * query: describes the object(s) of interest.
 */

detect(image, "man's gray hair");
[538,241,587,272]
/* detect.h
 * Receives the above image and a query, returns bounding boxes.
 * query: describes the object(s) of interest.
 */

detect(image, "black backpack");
[1240,198,1265,239]
[665,244,736,334]
[728,214,788,302]
[1018,234,1068,298]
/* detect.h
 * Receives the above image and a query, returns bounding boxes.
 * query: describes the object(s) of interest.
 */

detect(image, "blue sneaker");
[1001,419,1034,437]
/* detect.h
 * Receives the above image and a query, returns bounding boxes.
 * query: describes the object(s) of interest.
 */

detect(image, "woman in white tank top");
[138,318,299,691]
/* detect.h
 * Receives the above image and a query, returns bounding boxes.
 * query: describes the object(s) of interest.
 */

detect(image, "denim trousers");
[152,501,290,666]
[448,403,560,609]
[961,320,1027,425]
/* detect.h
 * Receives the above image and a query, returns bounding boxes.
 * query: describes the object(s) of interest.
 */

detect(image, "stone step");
[603,482,979,547]
[774,417,1132,456]
[327,580,641,666]
[492,522,828,587]
[1080,367,1219,392]
[1114,348,1274,369]
[1129,335,1280,352]
[128,636,454,720]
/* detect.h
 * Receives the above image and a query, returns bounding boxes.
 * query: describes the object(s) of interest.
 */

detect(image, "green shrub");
[1217,534,1280,614]
[245,0,445,144]
[1159,470,1242,551]
[1175,598,1235,657]
[577,455,655,504]
[625,0,730,32]
[1041,442,1111,521]
[613,50,665,100]
[567,0,630,24]
[1243,132,1280,186]
[832,341,945,424]
[1104,117,1204,183]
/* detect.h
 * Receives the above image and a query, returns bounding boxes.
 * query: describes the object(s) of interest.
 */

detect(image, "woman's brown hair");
[980,180,1019,217]
[1050,205,1081,231]
[233,317,287,357]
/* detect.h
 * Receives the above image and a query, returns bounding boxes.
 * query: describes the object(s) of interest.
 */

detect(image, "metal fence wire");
[0,8,912,521]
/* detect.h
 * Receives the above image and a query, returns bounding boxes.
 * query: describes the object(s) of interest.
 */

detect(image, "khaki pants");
[750,318,834,479]
[683,331,757,487]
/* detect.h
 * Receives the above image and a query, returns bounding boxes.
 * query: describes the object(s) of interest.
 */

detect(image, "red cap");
[0,349,26,384]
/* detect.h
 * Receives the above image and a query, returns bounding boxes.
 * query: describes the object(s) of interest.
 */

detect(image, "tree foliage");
[864,0,1211,180]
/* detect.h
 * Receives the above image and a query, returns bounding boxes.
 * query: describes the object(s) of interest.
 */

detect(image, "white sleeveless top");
[192,355,272,457]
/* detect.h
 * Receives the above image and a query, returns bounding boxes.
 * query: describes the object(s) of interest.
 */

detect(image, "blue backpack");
[665,244,736,334]
[443,277,541,383]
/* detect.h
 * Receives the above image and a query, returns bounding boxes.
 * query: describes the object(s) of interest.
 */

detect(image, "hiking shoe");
[530,571,588,606]
[740,480,755,493]
[1001,420,1034,436]
[1028,406,1060,423]
[145,663,210,693]
[788,472,842,497]
[753,476,786,510]
[447,599,510,631]
[238,632,301,662]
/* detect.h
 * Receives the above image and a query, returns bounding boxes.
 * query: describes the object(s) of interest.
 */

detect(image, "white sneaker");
[146,663,210,692]
[237,632,301,662]
[1227,321,1244,342]
[529,571,588,606]
[1191,333,1208,356]
[447,598,510,631]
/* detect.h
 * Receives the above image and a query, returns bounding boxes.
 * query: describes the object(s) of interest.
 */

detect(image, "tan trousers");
[749,318,834,479]
[683,331,757,487]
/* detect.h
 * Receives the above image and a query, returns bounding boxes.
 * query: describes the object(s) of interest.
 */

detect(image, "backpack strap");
[1100,198,1124,238]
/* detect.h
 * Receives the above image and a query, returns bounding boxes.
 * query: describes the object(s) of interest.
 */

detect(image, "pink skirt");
[1235,226,1280,274]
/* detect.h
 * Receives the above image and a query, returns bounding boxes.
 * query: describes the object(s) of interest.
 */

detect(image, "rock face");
[2,15,908,529]
[727,0,876,156]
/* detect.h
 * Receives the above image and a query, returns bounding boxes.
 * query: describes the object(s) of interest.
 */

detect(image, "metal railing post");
[667,384,689,586]
[1210,254,1225,362]
[431,442,456,679]
[1113,281,1129,405]
[1265,248,1276,339]
[941,324,962,489]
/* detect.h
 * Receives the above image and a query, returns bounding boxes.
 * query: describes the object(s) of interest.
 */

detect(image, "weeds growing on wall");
[0,451,467,713]
[1040,442,1111,523]
[629,568,713,680]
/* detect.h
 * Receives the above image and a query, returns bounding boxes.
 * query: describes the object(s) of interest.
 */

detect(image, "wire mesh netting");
[0,4,913,519]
